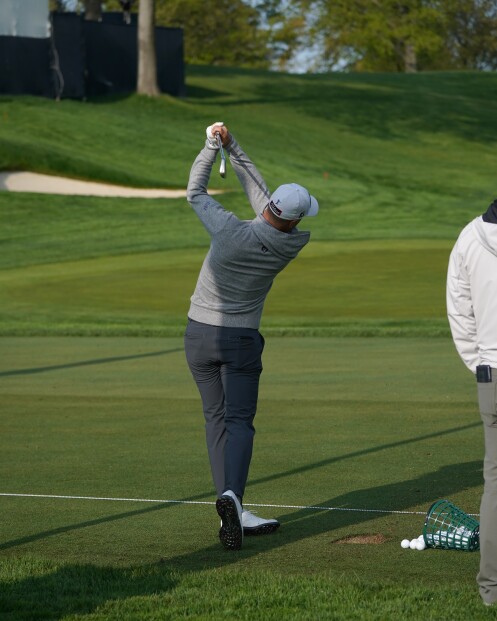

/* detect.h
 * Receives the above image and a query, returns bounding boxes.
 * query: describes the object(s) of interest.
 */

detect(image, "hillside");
[1,67,496,239]
[0,67,495,335]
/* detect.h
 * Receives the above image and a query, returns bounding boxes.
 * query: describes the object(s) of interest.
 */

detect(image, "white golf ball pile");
[401,535,426,551]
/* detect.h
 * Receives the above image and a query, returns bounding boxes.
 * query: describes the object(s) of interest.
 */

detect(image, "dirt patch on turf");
[333,534,387,545]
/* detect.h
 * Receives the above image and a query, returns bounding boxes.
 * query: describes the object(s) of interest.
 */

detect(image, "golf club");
[216,133,226,178]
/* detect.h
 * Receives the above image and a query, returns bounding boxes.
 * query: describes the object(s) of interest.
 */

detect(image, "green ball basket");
[423,499,479,551]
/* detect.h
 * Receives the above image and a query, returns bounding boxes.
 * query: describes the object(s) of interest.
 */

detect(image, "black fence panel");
[0,12,184,99]
[100,11,138,26]
[84,19,137,96]
[0,36,51,96]
[156,27,185,97]
[50,13,85,99]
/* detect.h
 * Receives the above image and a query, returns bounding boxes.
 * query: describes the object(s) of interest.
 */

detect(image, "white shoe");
[242,509,280,536]
[216,490,243,550]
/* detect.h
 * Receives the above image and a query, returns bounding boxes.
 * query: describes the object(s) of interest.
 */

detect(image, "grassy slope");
[1,69,496,238]
[1,68,497,336]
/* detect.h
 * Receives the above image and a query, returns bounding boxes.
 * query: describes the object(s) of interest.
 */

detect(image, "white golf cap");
[267,183,319,221]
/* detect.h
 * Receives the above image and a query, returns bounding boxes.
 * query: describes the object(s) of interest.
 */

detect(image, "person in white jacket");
[447,199,497,607]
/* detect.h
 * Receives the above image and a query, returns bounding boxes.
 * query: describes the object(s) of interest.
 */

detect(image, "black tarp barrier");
[0,35,52,96]
[0,12,184,99]
[83,19,138,96]
[51,13,85,99]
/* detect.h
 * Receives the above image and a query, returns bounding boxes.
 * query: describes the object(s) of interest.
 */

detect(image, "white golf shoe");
[242,509,280,536]
[216,490,243,551]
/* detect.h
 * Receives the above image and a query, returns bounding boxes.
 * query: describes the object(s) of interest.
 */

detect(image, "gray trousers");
[477,368,497,605]
[184,319,264,500]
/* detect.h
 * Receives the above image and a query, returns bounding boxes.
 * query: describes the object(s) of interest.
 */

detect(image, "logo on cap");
[269,200,282,216]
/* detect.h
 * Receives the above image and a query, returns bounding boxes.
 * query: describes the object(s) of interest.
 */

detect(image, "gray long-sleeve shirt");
[186,137,311,329]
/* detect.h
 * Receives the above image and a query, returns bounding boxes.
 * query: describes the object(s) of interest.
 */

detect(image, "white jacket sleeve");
[446,242,479,373]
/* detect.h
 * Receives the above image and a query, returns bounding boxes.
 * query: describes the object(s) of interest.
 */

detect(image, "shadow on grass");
[1,419,480,554]
[244,419,481,491]
[0,460,482,620]
[165,459,483,572]
[0,503,172,552]
[0,559,178,620]
[0,417,480,553]
[0,348,183,378]
[188,70,497,143]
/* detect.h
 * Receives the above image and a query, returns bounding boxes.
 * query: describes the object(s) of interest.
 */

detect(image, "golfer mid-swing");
[184,122,319,550]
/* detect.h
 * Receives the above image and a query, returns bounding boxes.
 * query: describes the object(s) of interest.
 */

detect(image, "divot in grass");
[333,534,388,545]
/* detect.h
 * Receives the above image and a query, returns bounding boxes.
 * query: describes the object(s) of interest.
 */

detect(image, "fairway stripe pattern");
[0,492,479,517]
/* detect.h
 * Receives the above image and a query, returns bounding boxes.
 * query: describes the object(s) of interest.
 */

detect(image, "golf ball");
[401,539,410,549]
[409,539,418,549]
[416,539,426,551]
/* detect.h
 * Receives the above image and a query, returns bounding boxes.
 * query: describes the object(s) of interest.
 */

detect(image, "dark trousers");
[184,319,264,500]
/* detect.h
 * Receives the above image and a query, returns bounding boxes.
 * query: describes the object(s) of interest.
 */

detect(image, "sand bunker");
[0,171,192,198]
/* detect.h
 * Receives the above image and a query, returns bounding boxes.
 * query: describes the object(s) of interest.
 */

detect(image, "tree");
[137,0,160,96]
[294,0,497,72]
[49,0,68,10]
[441,0,497,69]
[155,0,272,68]
[83,0,102,20]
[253,0,308,70]
[298,0,445,73]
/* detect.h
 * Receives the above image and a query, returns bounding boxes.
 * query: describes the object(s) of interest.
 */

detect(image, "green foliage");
[437,0,497,70]
[49,0,67,10]
[156,0,272,69]
[252,0,308,70]
[299,0,497,72]
[48,0,497,72]
[303,0,445,72]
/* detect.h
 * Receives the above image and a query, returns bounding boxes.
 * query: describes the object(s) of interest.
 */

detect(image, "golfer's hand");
[206,122,232,148]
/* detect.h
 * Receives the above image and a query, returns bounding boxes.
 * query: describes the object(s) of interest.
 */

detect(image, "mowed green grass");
[0,191,453,337]
[2,69,497,337]
[2,68,497,242]
[0,239,450,337]
[0,336,488,619]
[1,68,496,618]
[2,69,497,210]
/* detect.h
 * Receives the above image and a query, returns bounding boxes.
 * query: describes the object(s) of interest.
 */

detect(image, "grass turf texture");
[1,68,496,618]
[0,336,489,619]
[0,239,450,337]
[2,69,497,337]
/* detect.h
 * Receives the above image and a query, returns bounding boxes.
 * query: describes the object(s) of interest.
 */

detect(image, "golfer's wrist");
[205,137,220,150]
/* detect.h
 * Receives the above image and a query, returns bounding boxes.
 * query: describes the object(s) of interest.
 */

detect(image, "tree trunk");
[137,0,160,96]
[84,0,102,21]
[404,42,417,73]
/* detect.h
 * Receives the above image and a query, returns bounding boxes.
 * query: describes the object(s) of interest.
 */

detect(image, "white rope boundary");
[1,492,479,517]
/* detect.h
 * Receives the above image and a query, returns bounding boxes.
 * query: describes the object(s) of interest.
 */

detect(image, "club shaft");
[216,134,226,178]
